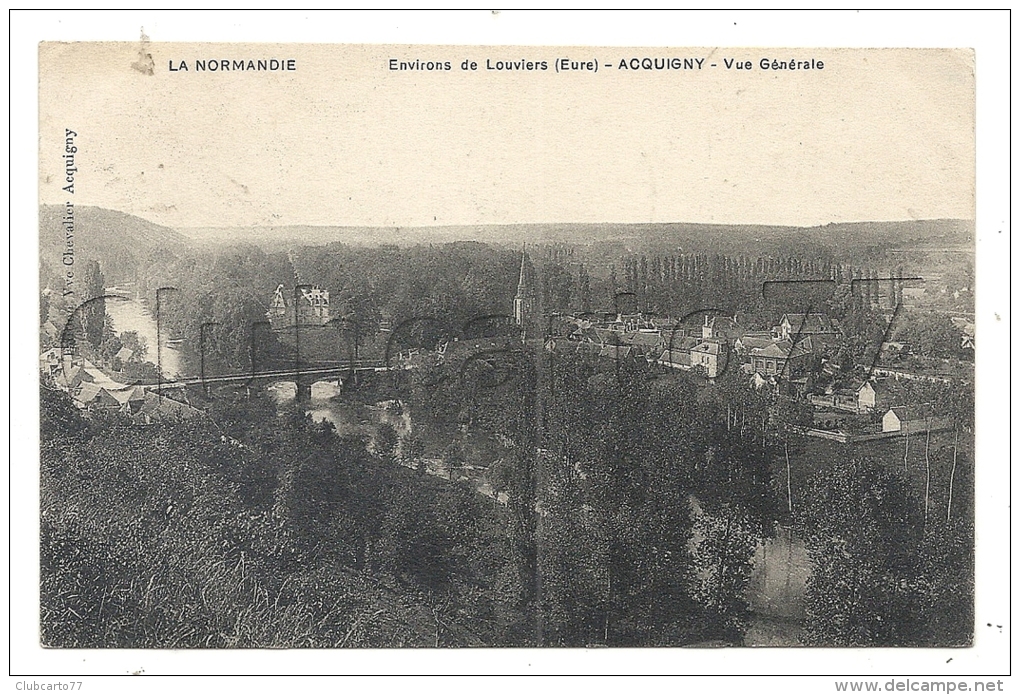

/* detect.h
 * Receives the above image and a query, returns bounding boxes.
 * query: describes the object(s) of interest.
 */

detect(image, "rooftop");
[887,404,938,421]
[781,313,836,334]
[751,340,811,359]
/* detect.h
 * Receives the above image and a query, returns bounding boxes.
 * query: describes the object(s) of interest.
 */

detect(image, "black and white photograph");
[12,10,1010,686]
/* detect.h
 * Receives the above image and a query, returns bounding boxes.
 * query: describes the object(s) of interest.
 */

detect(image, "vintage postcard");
[22,21,1009,679]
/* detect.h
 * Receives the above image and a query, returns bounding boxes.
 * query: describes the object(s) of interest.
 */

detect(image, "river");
[105,291,181,378]
[270,381,413,450]
[745,525,810,645]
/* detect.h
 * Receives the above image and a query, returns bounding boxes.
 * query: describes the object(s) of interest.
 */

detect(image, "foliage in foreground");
[795,457,973,647]
[40,389,514,648]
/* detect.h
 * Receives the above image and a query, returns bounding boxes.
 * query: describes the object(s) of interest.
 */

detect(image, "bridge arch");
[267,377,343,403]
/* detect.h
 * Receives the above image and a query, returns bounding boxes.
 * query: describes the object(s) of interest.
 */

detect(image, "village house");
[882,406,953,434]
[805,376,893,414]
[657,348,692,370]
[648,317,681,331]
[702,315,745,341]
[109,385,148,414]
[749,340,811,379]
[74,382,122,411]
[856,379,893,413]
[39,347,63,375]
[790,333,839,356]
[598,344,635,361]
[652,325,695,353]
[656,334,702,370]
[833,388,860,411]
[593,327,622,346]
[131,391,203,425]
[961,329,975,351]
[545,338,586,357]
[570,326,600,345]
[690,339,728,378]
[615,313,658,332]
[267,284,331,327]
[619,330,666,359]
[733,332,774,355]
[775,313,839,342]
[55,364,94,392]
[951,317,975,350]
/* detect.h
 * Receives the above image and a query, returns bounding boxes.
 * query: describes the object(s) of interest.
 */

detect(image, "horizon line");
[38,203,975,233]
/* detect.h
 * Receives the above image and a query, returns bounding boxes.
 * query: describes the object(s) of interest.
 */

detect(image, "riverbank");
[105,295,181,378]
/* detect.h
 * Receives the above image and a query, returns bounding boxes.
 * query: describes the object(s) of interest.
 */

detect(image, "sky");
[39,42,974,230]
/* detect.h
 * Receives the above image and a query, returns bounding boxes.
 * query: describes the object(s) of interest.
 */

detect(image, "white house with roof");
[856,380,893,413]
[268,284,332,327]
[690,339,728,378]
[882,406,953,434]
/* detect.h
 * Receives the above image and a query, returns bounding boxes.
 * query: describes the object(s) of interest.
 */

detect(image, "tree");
[945,389,973,524]
[577,264,592,312]
[894,311,961,359]
[40,290,51,326]
[838,303,888,366]
[915,516,974,646]
[401,433,427,471]
[692,504,758,642]
[119,331,148,360]
[374,478,477,592]
[374,423,399,462]
[40,385,89,441]
[541,263,574,314]
[334,291,382,360]
[81,260,107,350]
[795,456,928,646]
[442,440,466,480]
[533,358,711,646]
[773,399,812,514]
